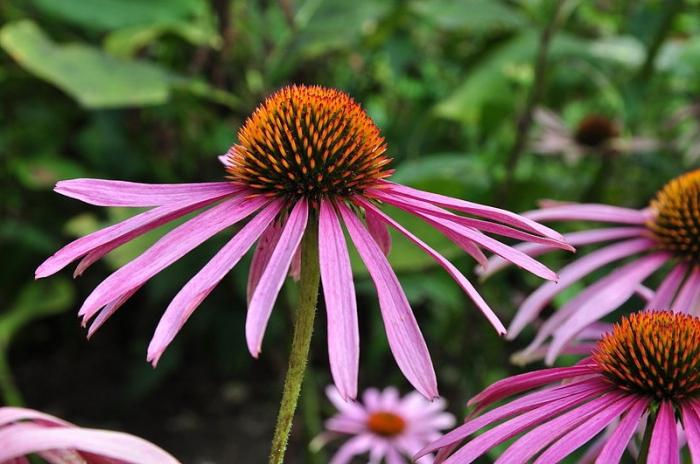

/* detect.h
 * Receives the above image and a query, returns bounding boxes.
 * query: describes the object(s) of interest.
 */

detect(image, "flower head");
[419,311,700,464]
[36,84,567,399]
[0,406,179,464]
[484,169,700,364]
[319,386,455,463]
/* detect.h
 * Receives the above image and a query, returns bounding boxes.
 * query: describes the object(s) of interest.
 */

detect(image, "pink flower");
[0,406,178,463]
[418,311,700,464]
[36,85,567,399]
[483,168,700,364]
[319,385,455,464]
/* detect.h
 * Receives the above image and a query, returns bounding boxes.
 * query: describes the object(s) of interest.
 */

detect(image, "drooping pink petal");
[246,200,309,357]
[682,403,700,463]
[319,200,359,400]
[379,182,565,241]
[672,266,700,313]
[645,263,687,310]
[524,203,649,224]
[55,178,238,207]
[338,202,437,399]
[531,395,639,464]
[365,207,392,256]
[547,253,669,363]
[355,198,506,335]
[0,408,72,428]
[371,191,572,252]
[496,392,630,464]
[648,401,680,464]
[417,378,609,458]
[147,200,283,365]
[87,286,142,337]
[507,238,654,340]
[594,398,649,463]
[480,227,647,279]
[36,190,236,279]
[78,195,268,322]
[247,223,283,304]
[0,423,179,464]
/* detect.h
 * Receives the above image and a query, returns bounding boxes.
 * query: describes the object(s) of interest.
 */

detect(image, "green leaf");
[0,20,170,107]
[410,0,525,32]
[392,153,490,198]
[11,155,86,190]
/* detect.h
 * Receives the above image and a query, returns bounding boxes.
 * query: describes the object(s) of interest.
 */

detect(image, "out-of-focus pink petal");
[365,207,392,256]
[147,200,283,365]
[288,243,302,281]
[54,178,238,207]
[595,399,649,463]
[78,195,267,322]
[380,182,564,241]
[247,223,283,305]
[319,200,359,400]
[535,396,644,464]
[507,238,654,340]
[524,203,648,224]
[672,266,700,313]
[0,408,71,428]
[356,198,506,335]
[325,386,367,422]
[246,200,308,357]
[0,423,179,464]
[682,404,700,463]
[646,263,687,310]
[480,227,646,279]
[547,253,669,364]
[338,202,437,399]
[648,401,680,464]
[496,392,629,464]
[36,191,234,279]
[329,434,373,464]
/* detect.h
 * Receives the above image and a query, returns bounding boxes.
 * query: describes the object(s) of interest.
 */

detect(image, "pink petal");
[531,395,638,464]
[78,195,267,322]
[319,200,359,400]
[289,243,302,281]
[87,286,142,338]
[645,263,687,310]
[0,408,71,428]
[648,401,680,464]
[547,253,669,364]
[55,178,238,207]
[338,202,437,399]
[147,200,283,365]
[595,399,649,463]
[325,386,367,422]
[480,227,646,279]
[380,182,565,241]
[0,423,179,463]
[355,198,505,334]
[681,404,700,463]
[508,238,654,340]
[246,200,309,357]
[329,434,374,464]
[524,203,648,224]
[365,207,392,256]
[672,266,700,313]
[36,190,234,279]
[247,223,283,305]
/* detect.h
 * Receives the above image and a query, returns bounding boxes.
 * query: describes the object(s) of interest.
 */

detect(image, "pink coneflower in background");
[0,406,179,463]
[482,169,700,364]
[418,311,700,464]
[317,385,455,464]
[36,84,568,400]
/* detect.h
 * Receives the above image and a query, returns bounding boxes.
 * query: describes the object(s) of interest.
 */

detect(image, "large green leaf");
[410,0,525,32]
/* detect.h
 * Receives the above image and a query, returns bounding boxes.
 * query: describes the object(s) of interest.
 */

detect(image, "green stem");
[636,407,658,464]
[0,348,23,406]
[269,216,320,464]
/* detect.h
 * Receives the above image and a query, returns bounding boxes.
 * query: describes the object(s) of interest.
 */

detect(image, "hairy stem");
[269,217,320,464]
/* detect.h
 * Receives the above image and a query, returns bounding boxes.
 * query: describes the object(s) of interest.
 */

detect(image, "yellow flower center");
[573,114,618,148]
[648,169,700,261]
[366,411,406,437]
[225,85,392,200]
[593,311,700,401]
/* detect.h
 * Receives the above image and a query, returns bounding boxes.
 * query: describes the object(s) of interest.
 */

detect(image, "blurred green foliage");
[1,0,699,461]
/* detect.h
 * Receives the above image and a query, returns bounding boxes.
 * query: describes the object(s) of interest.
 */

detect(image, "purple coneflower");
[483,169,700,364]
[418,311,700,464]
[0,406,178,463]
[36,84,567,399]
[318,385,455,464]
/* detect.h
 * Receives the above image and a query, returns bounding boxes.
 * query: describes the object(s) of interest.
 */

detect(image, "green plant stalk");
[269,217,320,464]
[0,347,23,406]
